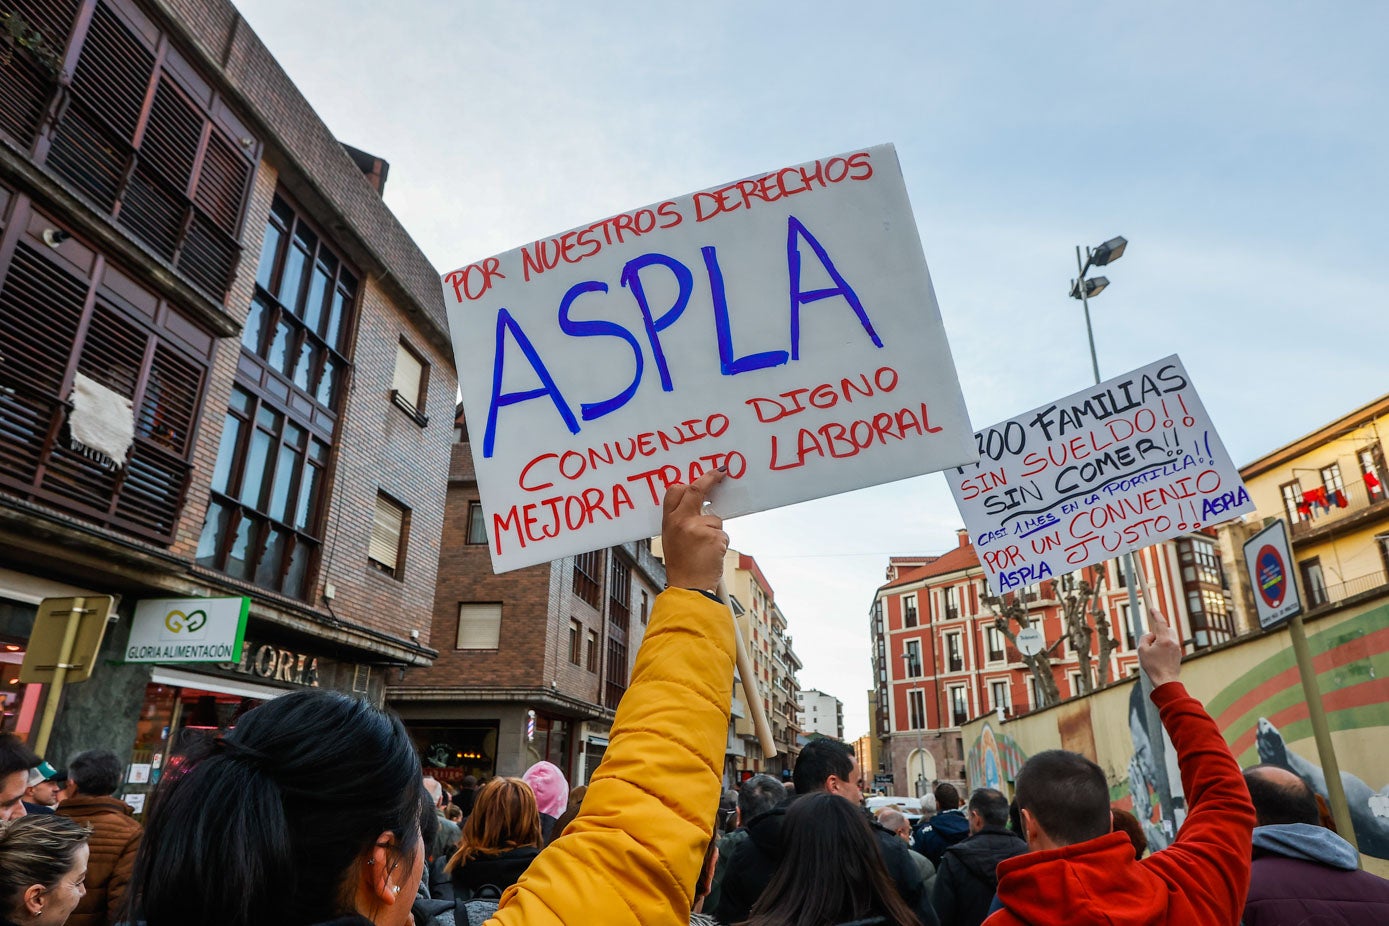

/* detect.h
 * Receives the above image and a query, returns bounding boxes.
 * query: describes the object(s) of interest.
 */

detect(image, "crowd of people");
[1,469,1387,925]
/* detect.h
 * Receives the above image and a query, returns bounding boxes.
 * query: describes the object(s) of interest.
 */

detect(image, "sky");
[233,0,1387,738]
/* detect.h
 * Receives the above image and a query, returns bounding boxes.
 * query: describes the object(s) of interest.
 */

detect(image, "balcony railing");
[1289,480,1389,540]
[1306,571,1389,609]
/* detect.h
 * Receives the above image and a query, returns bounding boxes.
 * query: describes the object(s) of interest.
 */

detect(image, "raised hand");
[660,469,729,593]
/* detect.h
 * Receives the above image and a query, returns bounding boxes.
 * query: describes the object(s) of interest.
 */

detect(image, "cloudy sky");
[235,0,1387,737]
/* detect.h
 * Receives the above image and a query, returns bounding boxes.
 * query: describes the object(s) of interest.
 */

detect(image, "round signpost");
[1255,544,1287,608]
[1015,626,1045,657]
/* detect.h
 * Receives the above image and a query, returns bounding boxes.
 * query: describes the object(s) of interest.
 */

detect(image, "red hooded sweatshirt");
[985,682,1255,926]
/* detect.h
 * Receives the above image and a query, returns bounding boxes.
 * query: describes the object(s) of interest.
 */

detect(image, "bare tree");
[986,591,1062,708]
[1059,565,1120,693]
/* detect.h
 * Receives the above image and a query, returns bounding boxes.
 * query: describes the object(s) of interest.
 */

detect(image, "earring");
[392,885,401,894]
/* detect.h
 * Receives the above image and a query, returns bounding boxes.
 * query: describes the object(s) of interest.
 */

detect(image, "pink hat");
[522,761,569,818]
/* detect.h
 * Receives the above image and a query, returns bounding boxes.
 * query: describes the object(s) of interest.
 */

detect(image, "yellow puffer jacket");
[486,588,734,925]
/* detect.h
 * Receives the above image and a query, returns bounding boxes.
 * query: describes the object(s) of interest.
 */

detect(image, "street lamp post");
[1069,236,1176,830]
[902,650,927,797]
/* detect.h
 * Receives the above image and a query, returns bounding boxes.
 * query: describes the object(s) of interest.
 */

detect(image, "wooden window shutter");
[369,494,405,573]
[392,341,423,407]
[0,0,79,148]
[456,603,502,649]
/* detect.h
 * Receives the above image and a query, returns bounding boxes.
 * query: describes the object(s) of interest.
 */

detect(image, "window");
[456,603,501,649]
[908,690,926,730]
[904,594,918,628]
[904,640,922,678]
[609,557,631,630]
[574,550,603,609]
[985,626,1005,663]
[368,493,408,577]
[949,686,968,726]
[1281,480,1307,523]
[1070,671,1086,696]
[0,217,209,545]
[944,585,960,620]
[990,680,1010,715]
[466,501,488,545]
[1300,558,1328,607]
[1360,444,1387,501]
[586,630,599,672]
[640,590,649,625]
[946,632,964,672]
[391,340,429,423]
[568,619,583,664]
[24,0,259,298]
[196,385,330,596]
[1025,676,1039,708]
[605,639,628,707]
[1321,463,1345,504]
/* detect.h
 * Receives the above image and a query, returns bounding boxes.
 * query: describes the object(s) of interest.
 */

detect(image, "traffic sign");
[1243,519,1301,629]
[19,596,115,683]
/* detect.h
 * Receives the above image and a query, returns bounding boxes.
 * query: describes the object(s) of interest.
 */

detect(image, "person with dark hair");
[0,814,90,925]
[452,775,478,816]
[126,689,427,926]
[915,782,970,865]
[54,750,140,926]
[706,774,785,915]
[744,792,922,926]
[1109,807,1148,860]
[715,738,934,926]
[987,607,1255,926]
[547,783,587,842]
[931,788,1025,926]
[1241,764,1389,925]
[0,733,42,822]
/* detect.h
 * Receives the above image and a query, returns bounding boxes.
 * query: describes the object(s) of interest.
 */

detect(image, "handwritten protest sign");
[947,355,1255,596]
[443,144,977,571]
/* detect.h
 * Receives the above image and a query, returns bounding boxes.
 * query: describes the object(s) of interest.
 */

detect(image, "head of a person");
[967,788,1010,834]
[746,792,918,926]
[1243,765,1319,827]
[0,814,90,926]
[521,761,569,819]
[128,689,425,926]
[791,739,860,804]
[460,774,478,791]
[446,777,542,870]
[66,750,122,798]
[0,735,41,822]
[549,784,589,843]
[444,804,463,824]
[1109,807,1148,859]
[422,777,445,810]
[738,774,786,824]
[934,781,961,812]
[1014,750,1110,850]
[25,763,62,809]
[876,807,911,841]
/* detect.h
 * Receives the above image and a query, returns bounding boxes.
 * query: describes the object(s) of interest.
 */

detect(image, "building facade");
[796,687,844,740]
[870,528,1231,798]
[0,0,454,804]
[385,408,663,786]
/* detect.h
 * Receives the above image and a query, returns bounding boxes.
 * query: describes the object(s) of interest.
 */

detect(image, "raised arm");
[487,470,734,926]
[1138,606,1255,925]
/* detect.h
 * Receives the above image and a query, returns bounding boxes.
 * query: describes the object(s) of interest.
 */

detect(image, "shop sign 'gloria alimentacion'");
[125,596,250,663]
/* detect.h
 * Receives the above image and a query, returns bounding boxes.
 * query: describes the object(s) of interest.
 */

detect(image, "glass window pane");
[293,341,317,391]
[270,443,301,523]
[316,355,338,407]
[256,526,289,589]
[211,413,242,494]
[196,501,231,567]
[225,514,257,580]
[256,405,280,431]
[324,287,348,351]
[229,386,252,415]
[268,318,293,374]
[241,296,268,354]
[304,261,329,333]
[284,537,311,599]
[255,221,283,291]
[295,462,321,531]
[309,437,329,464]
[240,428,273,510]
[279,240,310,309]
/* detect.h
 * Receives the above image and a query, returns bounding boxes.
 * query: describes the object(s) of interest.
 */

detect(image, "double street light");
[1069,235,1128,385]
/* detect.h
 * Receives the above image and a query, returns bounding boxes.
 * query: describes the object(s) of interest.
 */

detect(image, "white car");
[865,794,935,825]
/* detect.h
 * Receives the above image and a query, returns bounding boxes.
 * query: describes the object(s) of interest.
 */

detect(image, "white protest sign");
[948,355,1255,596]
[443,144,977,571]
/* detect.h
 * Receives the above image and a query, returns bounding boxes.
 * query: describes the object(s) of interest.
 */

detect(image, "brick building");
[386,407,664,785]
[869,529,1231,797]
[0,0,454,796]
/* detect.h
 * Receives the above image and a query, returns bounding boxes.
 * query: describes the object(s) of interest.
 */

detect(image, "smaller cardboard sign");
[126,597,249,663]
[1243,519,1302,629]
[949,356,1255,596]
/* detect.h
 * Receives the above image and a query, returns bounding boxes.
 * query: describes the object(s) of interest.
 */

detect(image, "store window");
[414,722,499,783]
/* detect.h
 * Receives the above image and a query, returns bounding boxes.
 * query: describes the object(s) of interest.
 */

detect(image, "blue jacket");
[914,808,970,865]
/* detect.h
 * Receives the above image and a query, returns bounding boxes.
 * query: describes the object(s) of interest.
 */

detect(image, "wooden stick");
[718,577,778,758]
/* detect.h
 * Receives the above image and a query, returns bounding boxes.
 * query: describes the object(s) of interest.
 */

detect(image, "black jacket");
[931,826,1027,926]
[449,845,541,897]
[713,800,938,926]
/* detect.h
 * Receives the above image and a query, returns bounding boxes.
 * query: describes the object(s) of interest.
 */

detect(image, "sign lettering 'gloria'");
[444,144,978,571]
[948,355,1256,596]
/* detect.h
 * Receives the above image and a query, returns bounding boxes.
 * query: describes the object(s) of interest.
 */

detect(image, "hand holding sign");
[661,469,729,592]
[1137,594,1183,688]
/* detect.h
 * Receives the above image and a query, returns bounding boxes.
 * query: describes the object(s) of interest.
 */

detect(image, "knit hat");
[522,761,570,818]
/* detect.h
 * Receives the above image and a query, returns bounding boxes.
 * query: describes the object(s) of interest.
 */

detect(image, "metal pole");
[1076,246,1102,384]
[33,597,86,756]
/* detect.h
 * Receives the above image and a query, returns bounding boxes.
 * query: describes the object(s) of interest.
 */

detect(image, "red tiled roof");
[878,543,980,591]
